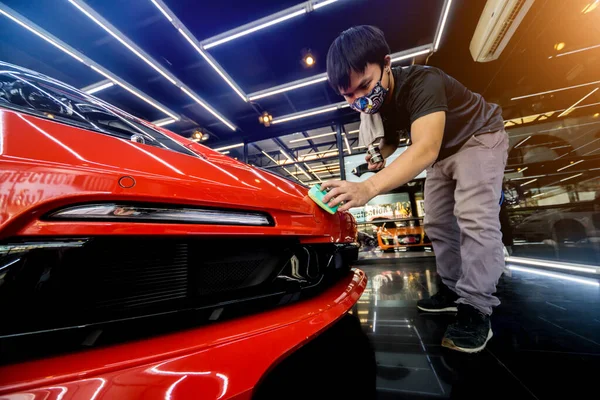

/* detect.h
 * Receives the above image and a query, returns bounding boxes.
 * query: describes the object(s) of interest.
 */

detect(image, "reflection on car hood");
[0,111,316,217]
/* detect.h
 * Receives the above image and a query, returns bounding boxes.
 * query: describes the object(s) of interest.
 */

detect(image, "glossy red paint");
[0,110,356,243]
[0,269,366,399]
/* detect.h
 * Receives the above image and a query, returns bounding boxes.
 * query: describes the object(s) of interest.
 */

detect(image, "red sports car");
[0,62,365,399]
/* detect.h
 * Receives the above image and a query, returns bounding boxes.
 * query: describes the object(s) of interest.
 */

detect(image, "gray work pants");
[424,130,509,315]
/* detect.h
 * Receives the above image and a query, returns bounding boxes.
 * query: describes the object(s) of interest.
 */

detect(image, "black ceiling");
[1,0,599,148]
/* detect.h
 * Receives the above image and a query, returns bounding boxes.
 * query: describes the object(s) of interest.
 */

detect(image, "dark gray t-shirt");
[380,66,504,160]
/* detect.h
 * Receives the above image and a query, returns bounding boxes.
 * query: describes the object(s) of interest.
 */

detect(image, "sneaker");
[417,284,458,312]
[442,304,493,353]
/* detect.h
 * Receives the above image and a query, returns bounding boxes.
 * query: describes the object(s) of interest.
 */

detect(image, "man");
[322,26,508,353]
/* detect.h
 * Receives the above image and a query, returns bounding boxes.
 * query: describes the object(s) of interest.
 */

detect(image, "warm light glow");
[594,113,599,118]
[582,1,598,14]
[263,116,269,123]
[304,55,315,66]
[554,42,565,51]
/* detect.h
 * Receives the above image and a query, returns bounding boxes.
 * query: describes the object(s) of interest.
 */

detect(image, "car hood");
[0,111,320,217]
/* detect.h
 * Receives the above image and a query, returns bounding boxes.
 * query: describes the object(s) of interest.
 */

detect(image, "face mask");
[350,69,389,114]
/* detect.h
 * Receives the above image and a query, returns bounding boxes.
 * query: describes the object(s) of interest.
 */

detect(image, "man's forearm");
[365,144,437,198]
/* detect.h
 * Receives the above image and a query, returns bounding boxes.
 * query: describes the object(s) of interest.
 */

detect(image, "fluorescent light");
[150,0,172,22]
[518,167,528,173]
[204,9,306,49]
[177,28,247,102]
[272,105,340,124]
[508,266,599,286]
[84,81,114,94]
[520,178,538,187]
[153,118,177,127]
[180,88,236,131]
[313,0,338,9]
[557,159,583,171]
[557,87,599,117]
[221,151,230,155]
[214,143,243,151]
[511,79,600,101]
[560,172,583,182]
[0,8,84,63]
[289,131,336,143]
[434,0,453,51]
[391,48,432,63]
[69,0,177,85]
[69,0,235,130]
[0,5,182,122]
[281,166,304,183]
[515,135,531,148]
[348,129,359,134]
[261,151,279,164]
[90,66,179,121]
[344,134,352,154]
[279,149,294,163]
[249,76,328,101]
[532,188,560,199]
[556,43,600,57]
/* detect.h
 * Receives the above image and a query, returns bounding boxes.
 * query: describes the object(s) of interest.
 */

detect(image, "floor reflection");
[255,257,600,399]
[356,258,600,399]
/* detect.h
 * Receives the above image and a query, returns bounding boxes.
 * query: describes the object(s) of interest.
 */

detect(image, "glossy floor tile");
[352,257,600,399]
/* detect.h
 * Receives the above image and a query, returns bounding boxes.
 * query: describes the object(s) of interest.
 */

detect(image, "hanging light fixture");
[259,112,273,127]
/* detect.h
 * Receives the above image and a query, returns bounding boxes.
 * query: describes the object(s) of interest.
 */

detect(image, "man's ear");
[384,55,392,71]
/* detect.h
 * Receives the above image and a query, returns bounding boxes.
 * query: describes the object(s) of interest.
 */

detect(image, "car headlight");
[47,204,273,226]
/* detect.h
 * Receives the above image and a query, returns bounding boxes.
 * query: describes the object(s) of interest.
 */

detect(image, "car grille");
[0,237,357,340]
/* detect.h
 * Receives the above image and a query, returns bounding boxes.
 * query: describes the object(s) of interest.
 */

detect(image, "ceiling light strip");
[214,143,244,151]
[248,45,433,101]
[68,0,177,85]
[557,87,599,117]
[559,173,583,182]
[556,43,600,58]
[289,131,336,143]
[271,102,348,124]
[557,159,584,171]
[148,0,247,101]
[82,80,114,95]
[511,80,600,101]
[313,0,339,9]
[0,4,180,121]
[433,0,453,51]
[68,0,236,130]
[248,76,328,101]
[177,28,247,101]
[153,118,177,127]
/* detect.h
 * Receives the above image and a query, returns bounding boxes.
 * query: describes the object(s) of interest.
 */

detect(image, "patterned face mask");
[350,70,389,114]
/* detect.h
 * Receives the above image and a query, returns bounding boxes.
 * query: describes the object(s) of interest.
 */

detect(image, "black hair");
[326,25,390,94]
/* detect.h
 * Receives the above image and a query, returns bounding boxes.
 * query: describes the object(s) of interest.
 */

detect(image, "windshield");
[0,62,196,157]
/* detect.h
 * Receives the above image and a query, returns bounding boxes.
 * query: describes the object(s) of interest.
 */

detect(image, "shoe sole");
[442,328,493,353]
[417,305,458,313]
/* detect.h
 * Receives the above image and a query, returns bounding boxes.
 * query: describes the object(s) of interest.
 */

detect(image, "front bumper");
[0,269,366,399]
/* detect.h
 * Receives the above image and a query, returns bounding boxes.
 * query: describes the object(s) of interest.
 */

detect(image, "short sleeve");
[406,68,448,124]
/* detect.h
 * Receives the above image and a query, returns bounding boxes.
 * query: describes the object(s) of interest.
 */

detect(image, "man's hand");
[365,153,386,171]
[320,179,377,212]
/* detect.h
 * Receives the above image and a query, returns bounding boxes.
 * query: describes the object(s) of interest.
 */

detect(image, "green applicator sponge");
[308,184,338,214]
